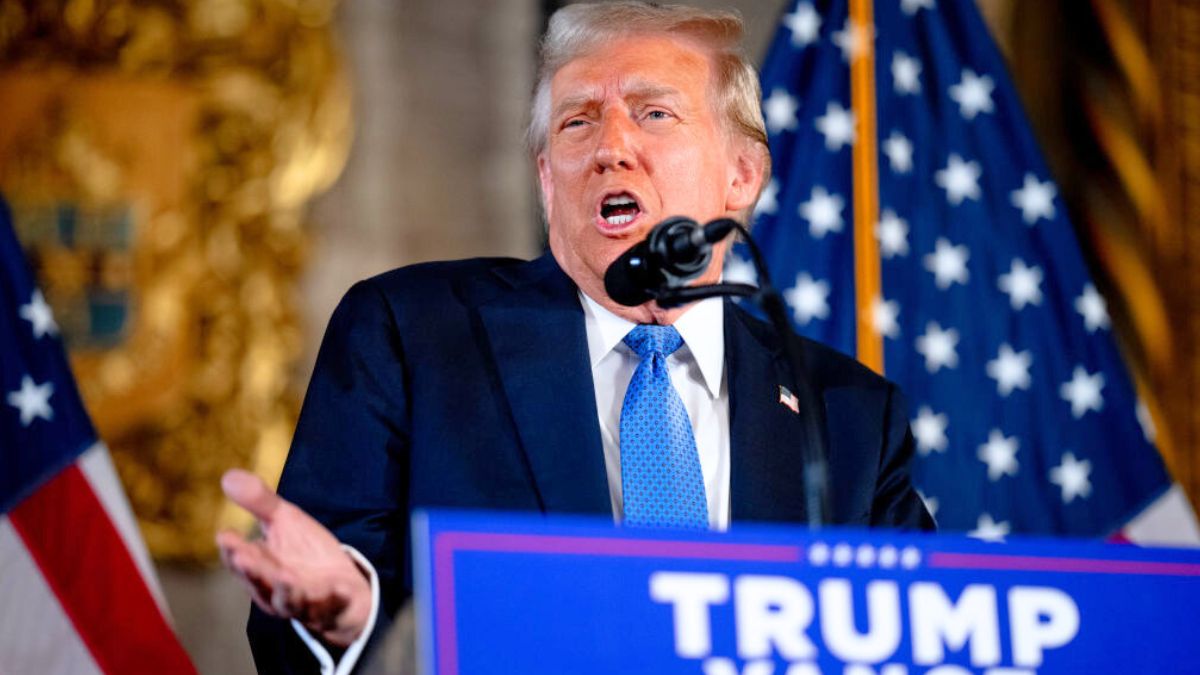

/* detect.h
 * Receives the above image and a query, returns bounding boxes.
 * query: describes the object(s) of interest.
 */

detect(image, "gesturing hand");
[216,469,373,647]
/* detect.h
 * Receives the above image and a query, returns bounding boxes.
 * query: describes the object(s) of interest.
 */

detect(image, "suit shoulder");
[365,257,525,295]
[730,303,894,394]
[798,334,893,392]
[333,256,525,312]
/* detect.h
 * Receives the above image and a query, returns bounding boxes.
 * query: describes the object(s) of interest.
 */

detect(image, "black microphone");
[604,216,739,307]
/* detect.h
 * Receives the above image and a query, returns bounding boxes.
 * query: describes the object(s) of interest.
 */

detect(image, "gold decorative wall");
[996,0,1200,511]
[0,0,350,561]
[1151,0,1200,509]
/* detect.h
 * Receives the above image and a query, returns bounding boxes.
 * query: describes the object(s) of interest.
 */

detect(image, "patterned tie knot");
[623,325,684,361]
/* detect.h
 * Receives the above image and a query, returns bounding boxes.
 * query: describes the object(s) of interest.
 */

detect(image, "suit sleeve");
[870,382,936,531]
[247,279,412,674]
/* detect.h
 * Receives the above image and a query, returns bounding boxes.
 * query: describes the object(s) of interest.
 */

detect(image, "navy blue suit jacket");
[247,253,932,672]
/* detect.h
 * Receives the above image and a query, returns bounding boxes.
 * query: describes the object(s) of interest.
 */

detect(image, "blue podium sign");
[413,511,1200,674]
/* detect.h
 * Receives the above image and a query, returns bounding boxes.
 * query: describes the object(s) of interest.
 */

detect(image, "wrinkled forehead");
[550,78,688,120]
[552,33,710,90]
[548,33,717,108]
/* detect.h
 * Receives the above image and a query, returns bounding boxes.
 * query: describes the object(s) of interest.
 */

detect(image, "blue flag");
[735,0,1172,539]
[0,196,96,513]
[1,194,197,671]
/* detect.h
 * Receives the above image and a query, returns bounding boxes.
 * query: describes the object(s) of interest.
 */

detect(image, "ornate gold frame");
[998,0,1200,509]
[0,0,350,561]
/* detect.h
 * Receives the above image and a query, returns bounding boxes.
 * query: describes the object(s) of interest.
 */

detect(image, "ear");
[724,141,767,214]
[536,153,555,224]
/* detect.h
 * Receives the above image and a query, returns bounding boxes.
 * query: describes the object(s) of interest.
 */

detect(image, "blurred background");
[1,0,1198,671]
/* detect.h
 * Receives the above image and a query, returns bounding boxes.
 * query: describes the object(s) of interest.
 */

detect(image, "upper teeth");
[604,195,636,206]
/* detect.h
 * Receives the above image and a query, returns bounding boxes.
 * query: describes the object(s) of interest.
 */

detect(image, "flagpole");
[850,0,884,374]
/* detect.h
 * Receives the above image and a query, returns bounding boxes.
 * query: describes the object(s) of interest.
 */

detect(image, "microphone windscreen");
[604,247,657,307]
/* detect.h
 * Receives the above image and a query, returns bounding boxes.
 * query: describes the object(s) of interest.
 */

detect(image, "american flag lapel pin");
[778,385,799,414]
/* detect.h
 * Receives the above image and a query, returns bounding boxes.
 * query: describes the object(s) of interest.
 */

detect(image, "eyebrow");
[550,80,687,122]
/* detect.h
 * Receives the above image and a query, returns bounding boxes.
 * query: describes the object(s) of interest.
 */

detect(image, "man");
[218,3,933,673]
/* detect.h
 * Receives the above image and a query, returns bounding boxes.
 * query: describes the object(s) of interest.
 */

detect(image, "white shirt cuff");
[290,545,381,675]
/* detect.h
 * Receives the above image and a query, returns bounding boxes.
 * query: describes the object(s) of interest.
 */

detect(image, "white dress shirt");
[580,291,731,530]
[298,292,733,673]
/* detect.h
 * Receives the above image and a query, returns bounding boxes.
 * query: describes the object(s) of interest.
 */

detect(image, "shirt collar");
[580,291,725,399]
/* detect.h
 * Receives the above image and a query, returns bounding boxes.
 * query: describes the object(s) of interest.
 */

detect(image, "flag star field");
[728,0,1171,539]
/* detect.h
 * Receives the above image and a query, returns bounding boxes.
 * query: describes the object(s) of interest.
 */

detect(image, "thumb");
[221,469,283,525]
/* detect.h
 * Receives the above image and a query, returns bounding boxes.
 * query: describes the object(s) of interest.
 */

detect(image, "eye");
[644,109,674,121]
[562,117,589,130]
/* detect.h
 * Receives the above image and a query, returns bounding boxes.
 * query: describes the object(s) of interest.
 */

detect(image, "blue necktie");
[620,325,709,529]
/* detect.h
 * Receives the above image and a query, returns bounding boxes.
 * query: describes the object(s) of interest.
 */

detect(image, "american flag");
[730,0,1199,542]
[0,196,195,673]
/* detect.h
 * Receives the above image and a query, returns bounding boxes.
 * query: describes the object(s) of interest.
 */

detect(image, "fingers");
[217,528,352,630]
[217,529,285,616]
[298,588,351,633]
[215,484,370,642]
[221,469,283,526]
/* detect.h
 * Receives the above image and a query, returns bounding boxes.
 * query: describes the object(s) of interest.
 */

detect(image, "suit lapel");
[472,263,837,524]
[727,305,812,524]
[474,254,611,516]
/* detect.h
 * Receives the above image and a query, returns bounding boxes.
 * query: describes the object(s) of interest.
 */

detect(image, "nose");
[593,114,639,173]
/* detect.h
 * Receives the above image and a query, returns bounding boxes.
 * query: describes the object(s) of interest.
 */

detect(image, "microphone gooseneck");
[600,215,831,529]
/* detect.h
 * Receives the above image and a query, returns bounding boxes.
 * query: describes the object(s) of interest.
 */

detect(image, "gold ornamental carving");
[998,0,1200,510]
[0,0,350,561]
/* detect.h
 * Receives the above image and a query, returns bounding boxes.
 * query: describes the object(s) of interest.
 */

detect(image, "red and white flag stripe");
[0,441,195,674]
[1119,484,1200,547]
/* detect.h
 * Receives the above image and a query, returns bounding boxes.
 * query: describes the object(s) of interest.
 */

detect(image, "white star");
[784,272,830,325]
[19,290,58,339]
[1060,366,1105,418]
[1136,401,1156,443]
[915,321,960,372]
[783,2,822,47]
[832,18,873,62]
[911,406,949,456]
[986,343,1032,397]
[799,186,845,238]
[754,178,779,218]
[723,255,758,287]
[997,258,1044,310]
[978,429,1019,481]
[902,0,936,15]
[891,51,922,94]
[867,296,901,339]
[763,88,800,135]
[882,130,913,174]
[969,513,1010,543]
[815,102,856,151]
[7,375,55,427]
[876,209,909,258]
[923,237,970,289]
[1075,283,1110,333]
[949,68,995,119]
[1048,452,1093,503]
[935,154,982,205]
[1010,173,1057,224]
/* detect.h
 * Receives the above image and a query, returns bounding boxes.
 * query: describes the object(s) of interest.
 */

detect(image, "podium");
[412,511,1200,674]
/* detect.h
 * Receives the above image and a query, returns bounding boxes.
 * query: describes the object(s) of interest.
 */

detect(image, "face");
[537,34,763,323]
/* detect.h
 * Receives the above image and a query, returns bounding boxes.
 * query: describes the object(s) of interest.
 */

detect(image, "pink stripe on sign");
[439,532,801,562]
[434,539,460,675]
[929,552,1200,577]
[432,531,801,675]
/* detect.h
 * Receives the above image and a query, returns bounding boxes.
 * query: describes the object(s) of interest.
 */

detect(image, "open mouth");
[599,193,642,227]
